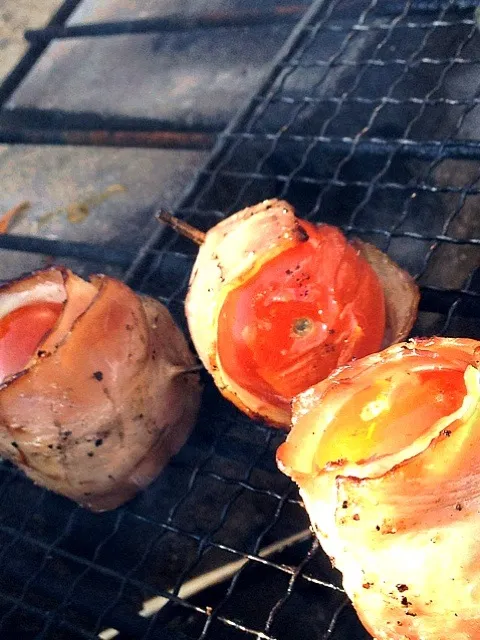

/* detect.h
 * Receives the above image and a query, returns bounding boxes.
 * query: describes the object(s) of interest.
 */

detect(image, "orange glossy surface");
[0,302,63,382]
[217,222,386,408]
[315,368,467,469]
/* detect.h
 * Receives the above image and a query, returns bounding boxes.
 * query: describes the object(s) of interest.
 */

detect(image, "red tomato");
[314,367,466,469]
[0,302,63,382]
[217,221,386,409]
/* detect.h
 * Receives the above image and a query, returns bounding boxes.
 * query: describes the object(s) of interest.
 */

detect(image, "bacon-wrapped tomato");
[277,337,480,640]
[0,267,202,511]
[184,199,419,427]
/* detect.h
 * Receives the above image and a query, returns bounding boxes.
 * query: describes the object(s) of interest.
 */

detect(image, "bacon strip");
[0,268,202,511]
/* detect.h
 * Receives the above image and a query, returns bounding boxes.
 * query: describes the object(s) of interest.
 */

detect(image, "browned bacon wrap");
[277,338,480,639]
[0,268,202,511]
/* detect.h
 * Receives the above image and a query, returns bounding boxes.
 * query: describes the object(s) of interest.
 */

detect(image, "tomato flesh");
[0,302,63,383]
[315,368,467,469]
[217,222,386,409]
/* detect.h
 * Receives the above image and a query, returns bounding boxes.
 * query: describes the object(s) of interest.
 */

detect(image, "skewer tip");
[156,209,206,246]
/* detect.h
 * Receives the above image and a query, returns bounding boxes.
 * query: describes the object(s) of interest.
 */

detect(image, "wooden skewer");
[98,528,311,639]
[156,209,206,245]
[98,629,120,640]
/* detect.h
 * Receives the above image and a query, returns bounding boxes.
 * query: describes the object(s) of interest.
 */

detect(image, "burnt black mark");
[401,597,412,607]
[342,500,348,509]
[10,441,18,448]
[93,371,103,381]
[474,346,480,367]
[455,503,463,511]
[37,350,47,358]
[396,584,409,593]
[101,412,125,444]
[294,221,309,242]
[87,452,94,457]
[95,438,103,447]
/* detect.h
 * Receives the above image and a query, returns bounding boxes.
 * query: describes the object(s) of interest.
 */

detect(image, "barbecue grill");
[0,0,479,638]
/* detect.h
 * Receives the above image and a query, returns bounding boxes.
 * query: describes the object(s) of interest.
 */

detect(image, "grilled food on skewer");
[0,267,202,511]
[160,199,419,427]
[278,337,480,639]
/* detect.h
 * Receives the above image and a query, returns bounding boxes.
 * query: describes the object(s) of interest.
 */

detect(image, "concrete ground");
[0,1,303,281]
[0,1,60,80]
[0,1,206,280]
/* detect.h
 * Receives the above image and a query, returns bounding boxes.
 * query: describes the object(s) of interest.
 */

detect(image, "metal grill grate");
[130,0,480,344]
[0,1,479,639]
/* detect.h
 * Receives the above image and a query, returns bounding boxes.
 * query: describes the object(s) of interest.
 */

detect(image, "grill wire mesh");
[1,0,480,638]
